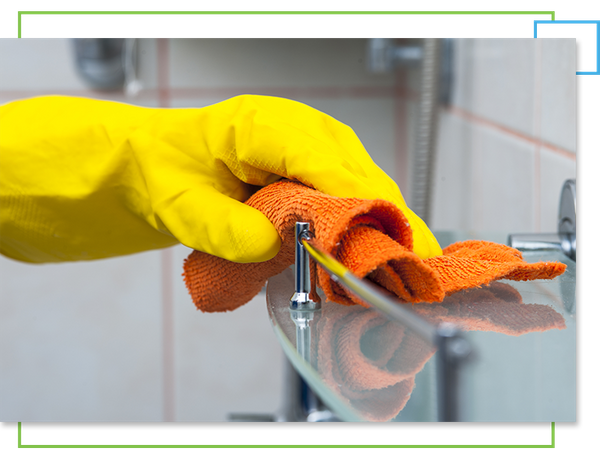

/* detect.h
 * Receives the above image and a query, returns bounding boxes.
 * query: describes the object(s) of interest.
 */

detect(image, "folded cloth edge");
[183,180,566,313]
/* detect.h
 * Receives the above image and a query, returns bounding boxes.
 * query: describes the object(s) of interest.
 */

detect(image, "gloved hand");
[0,95,442,263]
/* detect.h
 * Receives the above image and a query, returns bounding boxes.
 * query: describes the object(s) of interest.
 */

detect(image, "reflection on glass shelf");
[314,302,436,422]
[266,231,575,422]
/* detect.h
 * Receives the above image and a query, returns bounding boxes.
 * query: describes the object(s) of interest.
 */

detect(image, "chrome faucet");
[508,179,576,261]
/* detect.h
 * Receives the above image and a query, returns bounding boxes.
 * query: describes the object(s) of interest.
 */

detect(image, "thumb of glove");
[128,127,281,263]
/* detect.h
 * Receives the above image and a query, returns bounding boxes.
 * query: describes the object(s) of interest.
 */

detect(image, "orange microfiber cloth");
[183,180,566,312]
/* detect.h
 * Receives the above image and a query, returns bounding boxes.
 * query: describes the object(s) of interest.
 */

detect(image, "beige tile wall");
[429,38,576,234]
[0,38,576,422]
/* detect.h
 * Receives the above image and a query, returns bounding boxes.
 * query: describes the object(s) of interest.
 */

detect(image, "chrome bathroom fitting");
[366,38,423,73]
[509,179,576,261]
[294,221,473,422]
[289,222,321,364]
[289,222,321,312]
[72,38,141,95]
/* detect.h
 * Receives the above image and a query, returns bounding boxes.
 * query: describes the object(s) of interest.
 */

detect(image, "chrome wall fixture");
[366,38,423,72]
[291,222,473,422]
[508,179,576,313]
[289,222,321,363]
[72,38,141,95]
[366,38,453,105]
[508,179,576,262]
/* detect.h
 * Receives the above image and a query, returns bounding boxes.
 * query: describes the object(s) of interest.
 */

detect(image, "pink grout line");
[157,38,175,422]
[472,122,482,230]
[0,86,399,102]
[447,105,576,161]
[160,248,175,422]
[0,89,145,100]
[0,85,574,166]
[534,39,543,233]
[157,38,170,109]
[165,86,397,100]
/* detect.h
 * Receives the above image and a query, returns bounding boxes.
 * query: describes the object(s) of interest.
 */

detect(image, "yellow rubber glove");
[0,95,442,263]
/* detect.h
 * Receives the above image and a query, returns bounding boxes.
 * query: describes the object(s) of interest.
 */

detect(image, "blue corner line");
[531,18,600,77]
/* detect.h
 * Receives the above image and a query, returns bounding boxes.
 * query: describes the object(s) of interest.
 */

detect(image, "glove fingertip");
[228,216,282,263]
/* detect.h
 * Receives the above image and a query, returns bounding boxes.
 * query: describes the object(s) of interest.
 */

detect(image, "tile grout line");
[534,39,543,233]
[472,118,482,231]
[0,86,400,101]
[0,88,573,159]
[446,105,576,161]
[166,86,399,99]
[160,248,175,422]
[157,38,175,422]
[157,38,171,109]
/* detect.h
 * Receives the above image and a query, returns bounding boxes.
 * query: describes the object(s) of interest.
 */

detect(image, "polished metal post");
[289,222,321,363]
[290,223,313,308]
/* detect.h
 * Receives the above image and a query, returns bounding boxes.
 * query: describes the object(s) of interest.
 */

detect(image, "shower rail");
[289,221,473,422]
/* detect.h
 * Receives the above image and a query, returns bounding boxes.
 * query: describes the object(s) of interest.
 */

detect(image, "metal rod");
[300,237,437,345]
[289,223,320,312]
[508,232,562,251]
[299,234,473,421]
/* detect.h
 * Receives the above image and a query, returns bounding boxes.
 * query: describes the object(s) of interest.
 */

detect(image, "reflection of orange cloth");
[412,281,567,336]
[315,303,434,422]
[316,282,566,422]
[183,180,566,312]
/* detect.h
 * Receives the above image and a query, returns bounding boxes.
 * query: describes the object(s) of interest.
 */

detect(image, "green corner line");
[15,422,558,451]
[15,9,558,38]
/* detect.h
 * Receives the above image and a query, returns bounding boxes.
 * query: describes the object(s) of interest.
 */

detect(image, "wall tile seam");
[446,106,576,161]
[534,38,543,233]
[0,90,158,101]
[0,86,401,102]
[166,86,398,98]
[158,38,175,423]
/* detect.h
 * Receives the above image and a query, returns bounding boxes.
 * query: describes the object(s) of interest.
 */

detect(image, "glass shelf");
[266,231,576,422]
